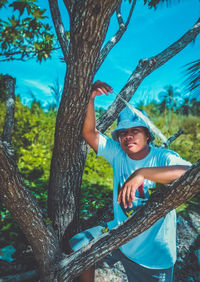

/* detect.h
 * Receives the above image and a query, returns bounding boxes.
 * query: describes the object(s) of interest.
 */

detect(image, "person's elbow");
[173,165,191,181]
[82,129,99,153]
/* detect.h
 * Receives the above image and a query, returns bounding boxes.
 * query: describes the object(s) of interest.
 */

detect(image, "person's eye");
[132,129,139,134]
[119,131,126,137]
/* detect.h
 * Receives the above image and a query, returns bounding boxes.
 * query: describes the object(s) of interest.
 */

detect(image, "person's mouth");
[126,142,136,148]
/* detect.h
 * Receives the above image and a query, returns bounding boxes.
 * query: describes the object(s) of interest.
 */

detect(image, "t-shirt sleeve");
[162,149,191,166]
[97,133,121,166]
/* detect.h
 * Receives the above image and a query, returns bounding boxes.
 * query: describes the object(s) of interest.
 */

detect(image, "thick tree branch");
[48,0,69,63]
[0,140,61,278]
[57,161,200,281]
[2,75,16,144]
[96,0,136,71]
[97,18,200,132]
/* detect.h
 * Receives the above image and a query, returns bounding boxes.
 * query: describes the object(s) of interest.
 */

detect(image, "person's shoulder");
[151,146,191,166]
[150,146,181,163]
[99,133,120,148]
[98,132,122,158]
[151,146,179,157]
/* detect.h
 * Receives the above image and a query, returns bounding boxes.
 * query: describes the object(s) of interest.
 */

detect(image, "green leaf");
[2,223,12,231]
[9,1,27,15]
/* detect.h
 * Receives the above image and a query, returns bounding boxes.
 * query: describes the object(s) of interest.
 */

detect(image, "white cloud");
[23,79,52,96]
[116,65,132,75]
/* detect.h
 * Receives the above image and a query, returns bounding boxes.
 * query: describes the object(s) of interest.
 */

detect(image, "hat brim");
[111,121,154,142]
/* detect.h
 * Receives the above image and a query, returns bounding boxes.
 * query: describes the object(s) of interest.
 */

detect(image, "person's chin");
[127,143,138,150]
[126,146,139,154]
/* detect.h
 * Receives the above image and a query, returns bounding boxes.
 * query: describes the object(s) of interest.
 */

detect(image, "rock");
[172,213,199,282]
[95,256,128,282]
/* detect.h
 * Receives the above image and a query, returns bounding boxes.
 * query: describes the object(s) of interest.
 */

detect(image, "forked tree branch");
[96,0,137,71]
[0,140,60,277]
[48,0,70,63]
[97,18,200,132]
[2,75,16,144]
[57,160,200,281]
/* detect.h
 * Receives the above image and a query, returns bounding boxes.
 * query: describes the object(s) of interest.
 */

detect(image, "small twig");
[48,0,69,63]
[96,0,136,71]
[162,129,184,148]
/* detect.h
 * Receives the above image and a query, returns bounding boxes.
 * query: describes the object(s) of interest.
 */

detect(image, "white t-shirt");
[97,133,191,269]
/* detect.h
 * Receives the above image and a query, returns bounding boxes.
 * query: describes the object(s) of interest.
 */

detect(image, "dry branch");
[0,140,60,279]
[97,18,200,132]
[48,0,69,62]
[57,161,200,281]
[162,129,184,148]
[96,0,136,71]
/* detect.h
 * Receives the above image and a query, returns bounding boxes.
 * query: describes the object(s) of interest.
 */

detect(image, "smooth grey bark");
[2,75,16,144]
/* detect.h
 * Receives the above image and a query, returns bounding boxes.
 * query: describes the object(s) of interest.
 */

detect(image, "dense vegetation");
[0,88,200,255]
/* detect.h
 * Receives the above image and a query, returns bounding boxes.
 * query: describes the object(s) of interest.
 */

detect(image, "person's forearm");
[135,166,190,184]
[82,98,97,138]
[82,97,99,152]
[81,81,112,151]
[118,165,190,208]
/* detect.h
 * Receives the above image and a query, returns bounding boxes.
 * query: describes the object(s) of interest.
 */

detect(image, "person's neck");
[128,144,150,160]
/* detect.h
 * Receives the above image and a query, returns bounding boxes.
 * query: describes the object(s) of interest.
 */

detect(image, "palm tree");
[184,59,200,100]
[49,78,62,111]
[158,85,181,125]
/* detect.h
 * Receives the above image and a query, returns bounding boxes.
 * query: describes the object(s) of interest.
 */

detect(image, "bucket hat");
[111,107,155,142]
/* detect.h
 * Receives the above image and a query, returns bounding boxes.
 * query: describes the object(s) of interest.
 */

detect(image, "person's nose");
[124,134,133,141]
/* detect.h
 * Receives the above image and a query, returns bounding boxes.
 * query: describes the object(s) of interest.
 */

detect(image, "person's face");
[118,127,150,159]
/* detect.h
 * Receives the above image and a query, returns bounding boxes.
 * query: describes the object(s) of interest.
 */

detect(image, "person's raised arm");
[82,80,112,153]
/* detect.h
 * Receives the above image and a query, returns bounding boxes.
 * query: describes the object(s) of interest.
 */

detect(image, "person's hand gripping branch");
[117,170,145,209]
[91,80,113,99]
[82,80,112,153]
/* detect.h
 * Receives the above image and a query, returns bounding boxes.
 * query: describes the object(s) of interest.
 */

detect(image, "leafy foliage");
[0,89,200,252]
[0,0,56,62]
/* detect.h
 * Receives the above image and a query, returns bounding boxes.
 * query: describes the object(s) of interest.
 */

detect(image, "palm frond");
[184,59,200,98]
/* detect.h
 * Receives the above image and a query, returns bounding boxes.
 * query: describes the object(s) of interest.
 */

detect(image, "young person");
[69,81,190,282]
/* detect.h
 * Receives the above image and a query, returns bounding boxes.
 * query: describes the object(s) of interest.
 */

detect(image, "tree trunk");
[48,0,119,243]
[1,2,200,280]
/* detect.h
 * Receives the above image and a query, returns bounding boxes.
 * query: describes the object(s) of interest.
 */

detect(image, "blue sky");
[1,0,200,110]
